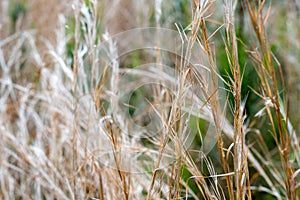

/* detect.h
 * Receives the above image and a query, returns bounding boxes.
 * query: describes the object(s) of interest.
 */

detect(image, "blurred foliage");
[9,1,27,32]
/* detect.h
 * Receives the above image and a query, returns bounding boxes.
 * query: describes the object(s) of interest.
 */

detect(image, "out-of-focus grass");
[0,0,299,199]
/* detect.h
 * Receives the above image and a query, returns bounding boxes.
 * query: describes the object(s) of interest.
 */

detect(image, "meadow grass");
[0,0,299,199]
